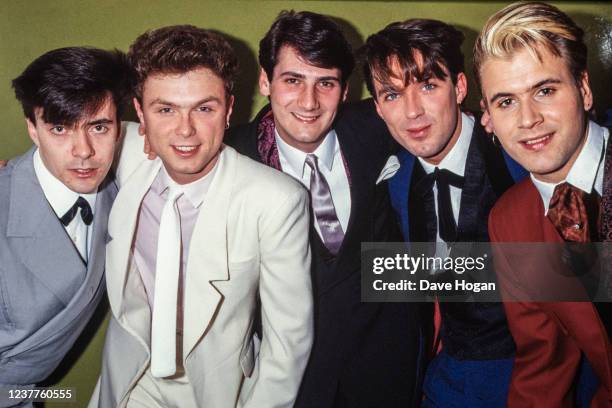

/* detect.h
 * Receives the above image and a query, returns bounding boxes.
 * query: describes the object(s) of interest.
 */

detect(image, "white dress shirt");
[418,112,474,243]
[532,121,609,214]
[33,149,97,262]
[276,128,351,239]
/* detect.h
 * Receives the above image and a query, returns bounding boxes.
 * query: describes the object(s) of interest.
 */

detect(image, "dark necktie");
[547,182,600,243]
[415,167,465,243]
[305,154,344,255]
[60,196,93,226]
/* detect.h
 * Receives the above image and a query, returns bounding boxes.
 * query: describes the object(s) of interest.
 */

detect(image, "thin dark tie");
[415,167,464,243]
[305,154,344,255]
[60,196,93,226]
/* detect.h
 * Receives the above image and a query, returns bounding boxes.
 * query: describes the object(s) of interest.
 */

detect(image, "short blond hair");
[474,2,587,88]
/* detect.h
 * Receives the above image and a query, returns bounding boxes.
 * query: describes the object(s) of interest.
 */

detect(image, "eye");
[196,105,213,113]
[498,98,514,109]
[384,92,399,102]
[91,124,109,134]
[319,80,336,89]
[285,78,300,85]
[50,125,67,135]
[158,107,173,114]
[422,83,436,91]
[537,87,555,97]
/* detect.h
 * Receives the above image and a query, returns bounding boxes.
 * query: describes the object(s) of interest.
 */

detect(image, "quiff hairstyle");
[362,19,465,98]
[473,2,587,90]
[259,10,354,87]
[128,25,239,101]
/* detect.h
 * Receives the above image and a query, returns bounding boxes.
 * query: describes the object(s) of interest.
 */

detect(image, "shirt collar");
[275,128,338,178]
[32,148,97,218]
[151,153,221,208]
[418,112,474,176]
[531,120,608,213]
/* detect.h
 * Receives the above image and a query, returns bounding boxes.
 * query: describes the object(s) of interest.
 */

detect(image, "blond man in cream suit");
[90,26,313,408]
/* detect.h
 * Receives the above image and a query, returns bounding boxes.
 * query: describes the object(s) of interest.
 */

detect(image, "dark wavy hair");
[362,19,465,97]
[12,47,132,125]
[259,10,354,86]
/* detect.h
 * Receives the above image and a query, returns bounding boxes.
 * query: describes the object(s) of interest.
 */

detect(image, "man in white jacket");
[90,25,313,408]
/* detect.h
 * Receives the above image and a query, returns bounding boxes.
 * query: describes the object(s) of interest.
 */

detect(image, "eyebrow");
[279,71,341,82]
[149,96,222,107]
[375,82,403,98]
[488,78,562,105]
[87,118,114,126]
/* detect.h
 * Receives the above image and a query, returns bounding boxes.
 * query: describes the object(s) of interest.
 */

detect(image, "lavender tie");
[305,154,344,255]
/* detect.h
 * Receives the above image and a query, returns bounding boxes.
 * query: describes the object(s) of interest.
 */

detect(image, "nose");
[403,89,425,120]
[518,99,543,129]
[72,130,94,160]
[176,112,196,137]
[297,84,319,111]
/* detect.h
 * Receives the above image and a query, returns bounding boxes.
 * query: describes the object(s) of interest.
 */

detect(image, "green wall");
[1,1,610,406]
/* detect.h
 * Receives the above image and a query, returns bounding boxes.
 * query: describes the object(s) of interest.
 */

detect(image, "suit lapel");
[85,178,116,290]
[183,146,233,357]
[456,128,486,242]
[106,157,161,322]
[388,149,415,241]
[7,149,85,306]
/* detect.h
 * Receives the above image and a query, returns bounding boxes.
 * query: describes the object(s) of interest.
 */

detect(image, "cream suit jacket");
[90,122,313,407]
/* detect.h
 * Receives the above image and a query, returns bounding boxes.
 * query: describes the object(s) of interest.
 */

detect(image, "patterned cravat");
[547,183,599,243]
[305,154,344,255]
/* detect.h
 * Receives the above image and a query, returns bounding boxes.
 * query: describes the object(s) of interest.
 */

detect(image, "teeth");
[175,146,196,152]
[293,113,319,121]
[525,135,549,145]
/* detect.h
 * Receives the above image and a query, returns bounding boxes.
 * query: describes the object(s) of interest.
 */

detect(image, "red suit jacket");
[489,178,612,407]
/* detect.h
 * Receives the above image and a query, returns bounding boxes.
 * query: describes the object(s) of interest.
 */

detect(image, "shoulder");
[225,145,306,202]
[489,178,538,236]
[336,98,390,146]
[0,149,33,194]
[335,98,394,173]
[224,104,271,158]
[0,150,35,228]
[115,121,149,182]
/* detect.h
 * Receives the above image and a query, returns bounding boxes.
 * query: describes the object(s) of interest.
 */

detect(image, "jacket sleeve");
[239,187,313,408]
[489,207,588,408]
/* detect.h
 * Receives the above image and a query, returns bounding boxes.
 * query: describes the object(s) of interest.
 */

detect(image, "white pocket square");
[376,155,400,184]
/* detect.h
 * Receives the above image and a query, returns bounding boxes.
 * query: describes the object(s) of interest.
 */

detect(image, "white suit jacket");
[90,123,313,407]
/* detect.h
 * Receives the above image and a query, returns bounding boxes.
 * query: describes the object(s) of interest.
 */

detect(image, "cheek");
[319,90,342,109]
[380,106,401,129]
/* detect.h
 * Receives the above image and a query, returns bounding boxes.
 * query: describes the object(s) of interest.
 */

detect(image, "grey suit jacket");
[0,148,115,407]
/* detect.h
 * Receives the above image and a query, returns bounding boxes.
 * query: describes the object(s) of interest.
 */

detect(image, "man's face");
[135,67,233,185]
[26,96,119,194]
[373,56,467,165]
[259,46,347,153]
[480,45,592,183]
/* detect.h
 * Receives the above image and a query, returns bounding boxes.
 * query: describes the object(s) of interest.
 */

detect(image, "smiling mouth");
[171,145,200,158]
[520,133,553,151]
[292,112,320,123]
[174,145,198,152]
